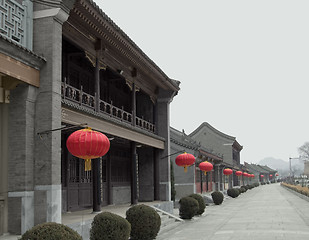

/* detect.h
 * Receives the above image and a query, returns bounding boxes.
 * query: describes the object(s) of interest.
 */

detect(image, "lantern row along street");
[174,157,261,179]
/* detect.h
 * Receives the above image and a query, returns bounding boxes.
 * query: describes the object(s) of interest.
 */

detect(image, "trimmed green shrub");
[189,193,206,215]
[227,188,240,198]
[246,184,253,190]
[211,191,224,205]
[239,187,246,193]
[254,182,260,187]
[90,212,131,240]
[179,196,199,219]
[126,204,161,240]
[20,222,82,240]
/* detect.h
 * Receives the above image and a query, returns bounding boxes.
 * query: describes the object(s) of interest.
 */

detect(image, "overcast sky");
[96,0,309,164]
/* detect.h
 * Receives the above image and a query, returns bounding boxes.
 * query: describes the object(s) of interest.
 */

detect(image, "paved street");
[157,183,309,240]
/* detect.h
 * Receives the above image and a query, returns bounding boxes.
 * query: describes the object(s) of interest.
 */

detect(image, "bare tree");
[298,142,309,161]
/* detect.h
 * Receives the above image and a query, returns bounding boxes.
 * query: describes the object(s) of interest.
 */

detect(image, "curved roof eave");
[84,0,180,92]
[189,122,236,141]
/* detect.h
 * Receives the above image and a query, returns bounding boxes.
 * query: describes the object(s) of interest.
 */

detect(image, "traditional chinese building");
[189,122,243,188]
[170,127,223,201]
[0,0,179,235]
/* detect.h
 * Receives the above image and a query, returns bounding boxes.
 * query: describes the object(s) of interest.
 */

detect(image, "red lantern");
[223,168,233,175]
[235,171,242,176]
[261,175,264,178]
[66,128,110,171]
[243,172,249,177]
[199,161,213,175]
[270,174,273,177]
[276,173,279,176]
[175,153,195,172]
[251,174,255,178]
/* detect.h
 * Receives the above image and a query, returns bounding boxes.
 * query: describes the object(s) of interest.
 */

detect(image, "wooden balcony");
[61,82,155,133]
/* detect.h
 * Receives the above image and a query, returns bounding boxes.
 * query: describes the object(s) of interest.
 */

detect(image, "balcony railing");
[61,82,155,133]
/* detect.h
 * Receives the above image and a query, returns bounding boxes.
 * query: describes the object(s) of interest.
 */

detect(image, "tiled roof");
[0,34,46,62]
[86,0,179,90]
[259,165,277,173]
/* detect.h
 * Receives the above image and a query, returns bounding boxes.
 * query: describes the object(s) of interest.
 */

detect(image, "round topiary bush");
[20,222,82,240]
[179,196,199,220]
[240,186,247,193]
[90,212,131,240]
[211,191,224,205]
[189,193,206,215]
[227,188,240,198]
[126,204,161,240]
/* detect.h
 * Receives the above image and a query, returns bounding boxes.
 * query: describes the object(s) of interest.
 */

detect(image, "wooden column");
[92,158,101,212]
[107,153,112,205]
[131,142,138,204]
[130,69,138,204]
[154,149,160,200]
[132,82,136,126]
[92,42,102,212]
[94,40,101,112]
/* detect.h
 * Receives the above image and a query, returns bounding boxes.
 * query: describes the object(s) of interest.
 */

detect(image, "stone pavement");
[2,183,309,240]
[156,183,309,240]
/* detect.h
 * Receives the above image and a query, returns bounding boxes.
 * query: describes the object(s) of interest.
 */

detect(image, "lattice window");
[0,0,25,45]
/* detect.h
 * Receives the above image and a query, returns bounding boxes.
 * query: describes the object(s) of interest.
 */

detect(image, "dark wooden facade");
[60,0,179,212]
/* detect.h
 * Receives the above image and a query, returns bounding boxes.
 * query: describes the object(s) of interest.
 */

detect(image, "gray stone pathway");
[156,183,309,240]
[2,183,309,240]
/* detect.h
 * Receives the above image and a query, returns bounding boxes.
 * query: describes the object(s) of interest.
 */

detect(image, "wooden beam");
[0,53,40,87]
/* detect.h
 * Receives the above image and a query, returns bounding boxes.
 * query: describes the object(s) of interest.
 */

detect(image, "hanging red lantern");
[276,173,279,176]
[199,161,213,175]
[251,174,255,178]
[175,152,195,172]
[223,168,233,175]
[243,172,249,177]
[261,175,264,178]
[235,171,242,176]
[66,127,110,171]
[270,174,273,177]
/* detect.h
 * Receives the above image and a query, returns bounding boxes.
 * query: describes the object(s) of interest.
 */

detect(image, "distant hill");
[259,157,289,170]
[259,157,304,177]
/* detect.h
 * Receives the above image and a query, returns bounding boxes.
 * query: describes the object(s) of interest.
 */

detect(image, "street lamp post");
[289,156,302,184]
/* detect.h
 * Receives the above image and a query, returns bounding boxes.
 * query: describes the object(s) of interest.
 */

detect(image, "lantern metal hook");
[160,150,185,159]
[37,123,88,136]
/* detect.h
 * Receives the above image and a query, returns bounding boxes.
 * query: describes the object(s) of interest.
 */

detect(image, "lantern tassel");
[204,171,207,176]
[184,166,188,172]
[85,159,91,171]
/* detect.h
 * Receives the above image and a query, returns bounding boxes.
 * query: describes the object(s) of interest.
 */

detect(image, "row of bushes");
[179,192,225,220]
[179,183,262,220]
[261,181,273,185]
[20,204,161,240]
[179,194,205,219]
[227,183,260,198]
[281,182,309,197]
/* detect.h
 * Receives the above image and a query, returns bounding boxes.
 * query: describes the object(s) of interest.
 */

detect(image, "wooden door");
[67,157,92,211]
